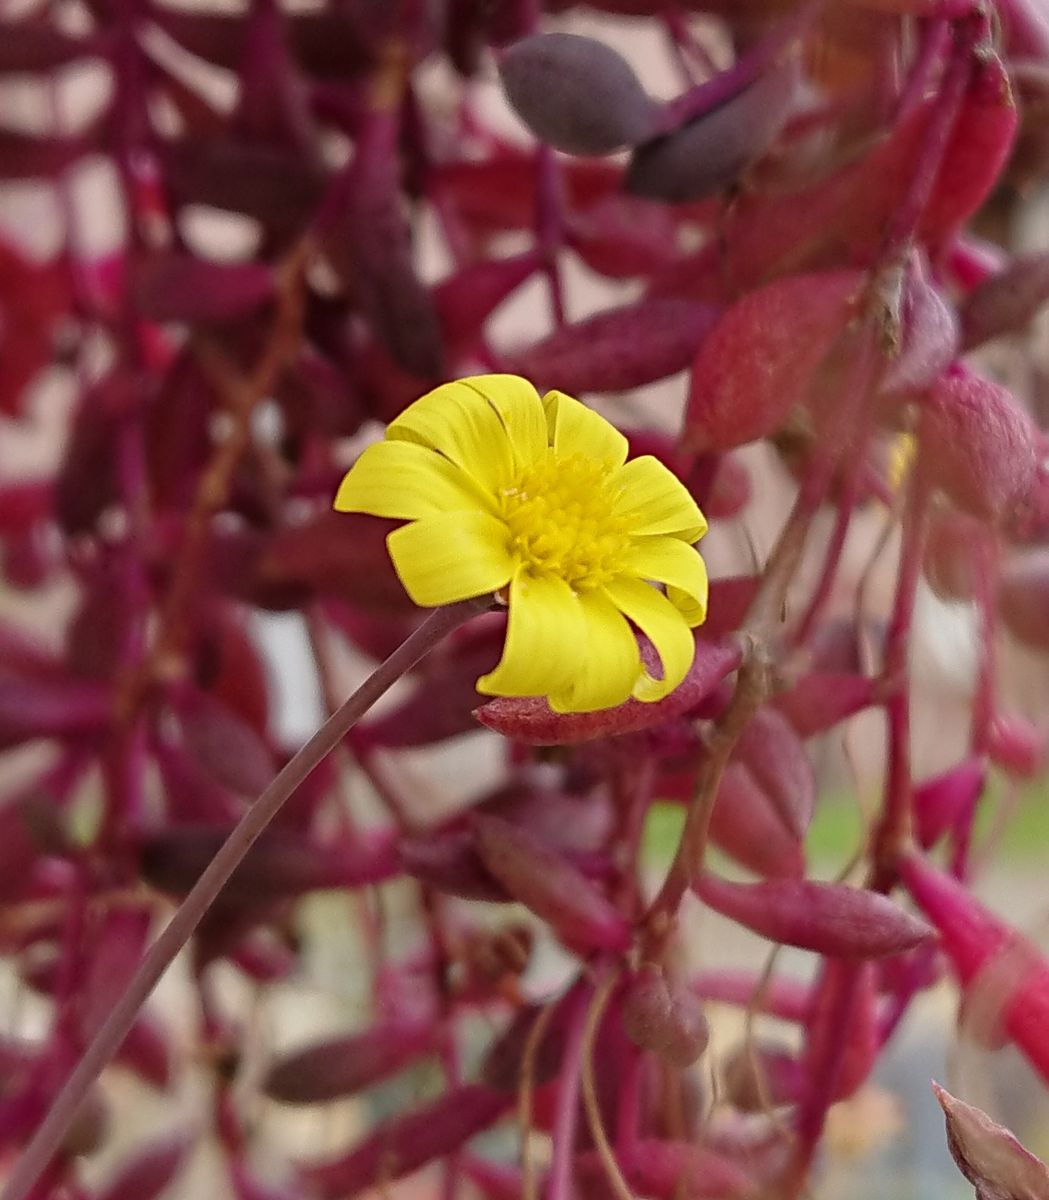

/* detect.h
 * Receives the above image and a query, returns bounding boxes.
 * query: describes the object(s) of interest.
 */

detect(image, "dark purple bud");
[301,1085,511,1199]
[131,254,275,323]
[708,762,805,879]
[140,825,399,900]
[474,815,630,953]
[622,965,710,1067]
[934,1082,1049,1199]
[918,368,1039,523]
[913,758,985,849]
[398,830,510,902]
[732,706,815,839]
[694,874,933,958]
[475,637,741,745]
[508,298,720,395]
[264,1020,437,1103]
[961,250,1049,348]
[95,1134,192,1200]
[721,1041,802,1111]
[500,33,656,154]
[625,51,801,202]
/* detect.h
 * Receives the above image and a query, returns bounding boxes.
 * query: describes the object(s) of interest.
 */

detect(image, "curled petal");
[623,535,708,626]
[334,440,493,520]
[478,569,586,698]
[611,456,707,539]
[604,575,694,701]
[550,590,640,712]
[387,381,514,492]
[387,511,514,606]
[546,388,629,469]
[463,374,548,467]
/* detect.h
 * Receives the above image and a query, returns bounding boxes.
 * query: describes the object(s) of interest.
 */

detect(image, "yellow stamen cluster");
[501,451,630,591]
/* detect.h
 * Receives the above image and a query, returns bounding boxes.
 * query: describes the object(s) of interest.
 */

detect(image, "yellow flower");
[334,375,708,713]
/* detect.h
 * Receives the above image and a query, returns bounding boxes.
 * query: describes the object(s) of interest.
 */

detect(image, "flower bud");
[508,298,719,395]
[732,706,815,839]
[263,1020,436,1104]
[500,33,655,154]
[933,1082,1049,1198]
[623,965,710,1067]
[694,874,932,958]
[913,758,985,849]
[301,1085,511,1199]
[473,815,630,952]
[474,637,741,745]
[684,271,861,451]
[961,250,1049,348]
[0,24,101,71]
[917,369,1039,523]
[708,762,806,880]
[0,675,111,751]
[625,52,801,203]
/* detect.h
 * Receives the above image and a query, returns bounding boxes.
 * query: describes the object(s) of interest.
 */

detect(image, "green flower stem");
[1,597,488,1200]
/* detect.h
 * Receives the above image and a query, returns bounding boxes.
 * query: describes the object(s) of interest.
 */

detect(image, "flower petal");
[477,569,586,698]
[334,440,494,521]
[549,590,641,713]
[622,536,709,627]
[603,576,695,702]
[387,511,514,607]
[387,380,515,493]
[546,390,629,469]
[463,374,549,467]
[611,456,708,539]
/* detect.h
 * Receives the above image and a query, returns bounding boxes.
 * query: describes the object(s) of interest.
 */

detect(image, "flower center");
[501,451,631,591]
